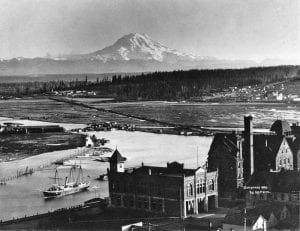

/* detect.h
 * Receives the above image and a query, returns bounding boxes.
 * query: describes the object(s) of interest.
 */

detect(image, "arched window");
[200,178,205,193]
[208,179,214,191]
[186,185,190,197]
[186,183,193,196]
[190,183,193,196]
[196,180,200,194]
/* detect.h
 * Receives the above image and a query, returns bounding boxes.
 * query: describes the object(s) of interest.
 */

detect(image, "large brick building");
[207,116,300,196]
[108,149,218,217]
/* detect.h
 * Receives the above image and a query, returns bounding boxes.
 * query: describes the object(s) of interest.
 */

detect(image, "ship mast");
[54,169,59,185]
[76,166,83,183]
[48,169,61,185]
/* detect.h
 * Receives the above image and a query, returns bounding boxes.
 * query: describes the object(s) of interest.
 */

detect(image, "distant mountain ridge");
[0,33,297,75]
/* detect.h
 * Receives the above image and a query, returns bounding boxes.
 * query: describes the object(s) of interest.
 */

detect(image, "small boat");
[94,157,110,162]
[97,174,108,181]
[43,165,90,198]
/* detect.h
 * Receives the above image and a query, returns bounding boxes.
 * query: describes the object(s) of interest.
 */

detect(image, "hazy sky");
[0,0,299,61]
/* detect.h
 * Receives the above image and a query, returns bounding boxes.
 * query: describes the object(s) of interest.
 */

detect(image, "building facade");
[207,116,300,196]
[108,150,218,217]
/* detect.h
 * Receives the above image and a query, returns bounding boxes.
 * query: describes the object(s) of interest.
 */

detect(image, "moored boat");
[43,165,90,198]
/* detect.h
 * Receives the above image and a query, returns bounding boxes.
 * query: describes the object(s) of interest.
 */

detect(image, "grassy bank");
[0,132,86,161]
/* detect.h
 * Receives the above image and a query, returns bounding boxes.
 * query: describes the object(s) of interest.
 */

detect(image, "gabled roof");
[246,171,272,189]
[224,209,262,226]
[109,149,127,163]
[286,136,300,155]
[208,133,239,157]
[252,134,283,170]
[224,202,286,226]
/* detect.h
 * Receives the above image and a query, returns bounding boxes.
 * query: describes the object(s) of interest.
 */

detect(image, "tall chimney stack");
[244,116,254,177]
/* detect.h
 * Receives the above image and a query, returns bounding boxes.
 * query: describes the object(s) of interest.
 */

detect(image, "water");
[1,102,298,221]
[0,130,212,221]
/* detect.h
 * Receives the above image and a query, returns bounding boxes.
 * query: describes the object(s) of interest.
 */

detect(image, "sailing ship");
[43,165,90,198]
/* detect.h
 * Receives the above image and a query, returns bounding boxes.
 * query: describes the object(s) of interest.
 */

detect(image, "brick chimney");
[244,116,254,177]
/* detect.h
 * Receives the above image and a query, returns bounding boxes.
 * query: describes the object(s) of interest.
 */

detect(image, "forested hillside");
[0,65,299,100]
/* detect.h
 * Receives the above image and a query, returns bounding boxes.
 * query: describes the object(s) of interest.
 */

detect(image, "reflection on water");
[0,130,212,221]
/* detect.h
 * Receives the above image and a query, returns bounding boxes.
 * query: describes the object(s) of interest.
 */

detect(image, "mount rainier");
[0,33,255,75]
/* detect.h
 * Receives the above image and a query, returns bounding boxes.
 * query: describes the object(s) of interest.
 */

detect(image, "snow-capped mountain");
[0,33,256,75]
[65,33,213,63]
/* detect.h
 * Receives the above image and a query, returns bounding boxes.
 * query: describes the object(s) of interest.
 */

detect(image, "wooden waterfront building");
[107,149,218,217]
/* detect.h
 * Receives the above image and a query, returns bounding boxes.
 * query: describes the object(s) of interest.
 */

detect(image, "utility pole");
[244,208,247,231]
[179,185,183,222]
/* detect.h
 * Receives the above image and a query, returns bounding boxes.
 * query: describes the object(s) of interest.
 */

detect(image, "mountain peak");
[112,32,157,50]
[88,32,199,62]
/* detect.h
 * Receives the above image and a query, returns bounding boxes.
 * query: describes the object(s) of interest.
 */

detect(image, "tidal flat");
[0,98,299,129]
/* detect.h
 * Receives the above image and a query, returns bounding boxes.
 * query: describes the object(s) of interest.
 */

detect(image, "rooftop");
[125,161,205,177]
[109,149,127,163]
[224,202,287,226]
[246,170,300,193]
[270,120,291,135]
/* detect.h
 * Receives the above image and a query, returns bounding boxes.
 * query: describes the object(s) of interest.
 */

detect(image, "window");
[190,183,193,196]
[260,193,264,200]
[123,196,129,207]
[136,182,141,194]
[281,194,285,201]
[128,182,134,193]
[129,196,134,207]
[201,179,206,193]
[157,199,163,210]
[186,183,193,197]
[208,179,214,191]
[186,185,190,197]
[151,199,156,211]
[157,184,163,196]
[141,182,148,194]
[137,197,143,209]
[196,180,200,194]
[144,198,148,209]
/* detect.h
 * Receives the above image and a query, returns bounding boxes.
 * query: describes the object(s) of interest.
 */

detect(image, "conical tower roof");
[270,120,291,135]
[109,149,127,163]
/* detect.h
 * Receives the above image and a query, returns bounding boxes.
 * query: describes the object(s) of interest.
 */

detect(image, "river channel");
[0,129,212,221]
